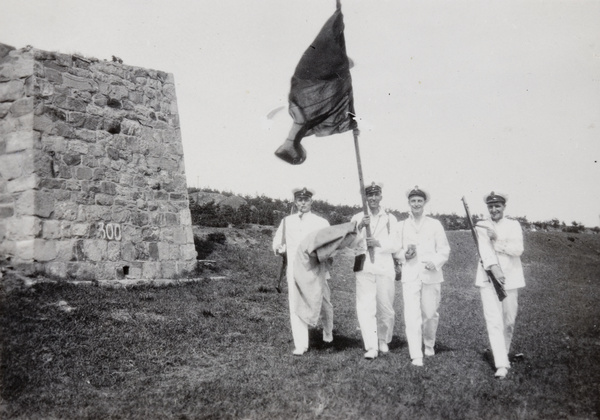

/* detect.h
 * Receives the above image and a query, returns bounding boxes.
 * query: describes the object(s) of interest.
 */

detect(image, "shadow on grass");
[481,349,527,369]
[306,331,459,356]
[431,341,455,355]
[309,329,362,352]
[389,335,406,352]
[307,330,460,354]
[389,338,456,356]
[482,348,495,370]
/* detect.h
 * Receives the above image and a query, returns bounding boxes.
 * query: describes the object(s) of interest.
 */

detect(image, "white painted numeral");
[114,224,122,241]
[98,222,121,241]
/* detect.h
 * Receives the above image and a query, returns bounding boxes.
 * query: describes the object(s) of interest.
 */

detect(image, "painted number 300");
[98,222,122,241]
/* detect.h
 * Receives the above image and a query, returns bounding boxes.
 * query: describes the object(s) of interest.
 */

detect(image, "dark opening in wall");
[106,120,121,134]
[107,98,122,109]
[48,151,56,177]
[123,266,129,276]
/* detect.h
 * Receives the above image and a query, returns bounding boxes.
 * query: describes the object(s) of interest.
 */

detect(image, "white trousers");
[402,282,441,360]
[355,272,396,352]
[287,272,333,351]
[480,284,519,368]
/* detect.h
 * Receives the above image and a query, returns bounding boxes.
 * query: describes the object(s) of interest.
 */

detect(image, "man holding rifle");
[272,187,331,356]
[475,192,525,379]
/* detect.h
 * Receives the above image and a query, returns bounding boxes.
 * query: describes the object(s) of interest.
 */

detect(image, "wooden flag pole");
[352,127,375,263]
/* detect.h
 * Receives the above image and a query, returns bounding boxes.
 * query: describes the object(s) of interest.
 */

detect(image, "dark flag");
[275,2,357,165]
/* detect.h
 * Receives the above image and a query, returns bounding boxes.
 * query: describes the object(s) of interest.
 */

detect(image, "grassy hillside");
[1,228,599,419]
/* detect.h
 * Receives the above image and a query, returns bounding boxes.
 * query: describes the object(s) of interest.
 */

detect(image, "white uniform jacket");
[399,215,450,284]
[475,217,525,290]
[351,210,401,277]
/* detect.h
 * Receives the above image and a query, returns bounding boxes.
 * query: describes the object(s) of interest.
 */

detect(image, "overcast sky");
[1,0,599,226]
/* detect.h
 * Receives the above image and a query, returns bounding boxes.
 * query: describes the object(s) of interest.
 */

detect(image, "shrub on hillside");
[563,221,585,234]
[187,187,572,231]
[189,201,229,227]
[207,232,226,245]
[194,233,226,259]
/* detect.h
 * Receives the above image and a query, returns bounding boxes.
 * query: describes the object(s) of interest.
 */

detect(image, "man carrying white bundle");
[272,187,331,356]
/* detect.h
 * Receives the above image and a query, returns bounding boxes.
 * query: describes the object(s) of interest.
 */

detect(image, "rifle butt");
[486,269,507,301]
[276,254,287,293]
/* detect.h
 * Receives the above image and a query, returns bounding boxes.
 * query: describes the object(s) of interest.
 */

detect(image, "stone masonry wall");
[0,44,197,280]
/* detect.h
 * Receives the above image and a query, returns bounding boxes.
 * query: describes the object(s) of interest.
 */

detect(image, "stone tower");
[0,44,197,280]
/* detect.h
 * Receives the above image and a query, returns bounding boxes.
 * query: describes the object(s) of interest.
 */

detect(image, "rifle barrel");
[462,197,481,256]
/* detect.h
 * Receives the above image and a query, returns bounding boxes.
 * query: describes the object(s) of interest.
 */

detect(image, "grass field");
[1,227,599,419]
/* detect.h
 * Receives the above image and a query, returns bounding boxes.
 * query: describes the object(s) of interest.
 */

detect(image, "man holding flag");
[273,1,392,359]
[351,182,401,359]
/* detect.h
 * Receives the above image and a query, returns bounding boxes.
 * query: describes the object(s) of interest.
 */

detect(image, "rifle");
[461,197,507,301]
[276,253,287,293]
[276,205,295,293]
[276,217,287,293]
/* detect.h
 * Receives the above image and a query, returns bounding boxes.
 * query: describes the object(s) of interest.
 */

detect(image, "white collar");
[409,212,426,221]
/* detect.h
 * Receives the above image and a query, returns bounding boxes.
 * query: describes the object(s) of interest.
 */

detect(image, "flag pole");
[352,127,375,263]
